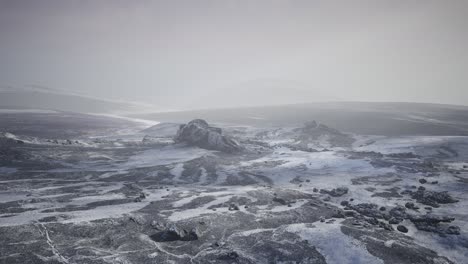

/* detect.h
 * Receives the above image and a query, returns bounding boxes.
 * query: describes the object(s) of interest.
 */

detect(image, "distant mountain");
[178,79,341,109]
[0,85,155,114]
[133,102,468,136]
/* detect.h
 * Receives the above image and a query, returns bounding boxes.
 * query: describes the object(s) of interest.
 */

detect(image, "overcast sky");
[1,0,467,109]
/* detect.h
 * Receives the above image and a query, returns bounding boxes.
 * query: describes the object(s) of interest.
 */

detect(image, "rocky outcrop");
[150,225,199,242]
[174,119,242,153]
[410,189,458,208]
[409,215,460,235]
[294,121,355,148]
[320,187,349,197]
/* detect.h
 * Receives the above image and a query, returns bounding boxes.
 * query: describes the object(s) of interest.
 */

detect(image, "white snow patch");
[285,222,384,264]
[170,163,185,182]
[119,145,213,170]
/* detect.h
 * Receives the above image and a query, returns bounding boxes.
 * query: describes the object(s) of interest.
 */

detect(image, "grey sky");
[1,0,467,109]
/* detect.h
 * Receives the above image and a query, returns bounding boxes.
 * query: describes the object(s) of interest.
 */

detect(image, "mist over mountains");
[0,85,155,114]
[2,85,468,137]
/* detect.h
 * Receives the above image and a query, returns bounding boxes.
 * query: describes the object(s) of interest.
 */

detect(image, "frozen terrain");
[1,104,468,264]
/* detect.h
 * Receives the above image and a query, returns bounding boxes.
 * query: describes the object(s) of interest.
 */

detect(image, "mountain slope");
[0,85,153,114]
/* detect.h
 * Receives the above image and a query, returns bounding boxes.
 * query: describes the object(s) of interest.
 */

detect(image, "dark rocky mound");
[294,120,355,148]
[150,225,199,242]
[320,187,349,197]
[409,215,460,235]
[174,119,243,153]
[410,189,458,208]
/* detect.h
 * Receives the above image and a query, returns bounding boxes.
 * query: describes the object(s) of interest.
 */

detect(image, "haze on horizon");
[1,0,467,110]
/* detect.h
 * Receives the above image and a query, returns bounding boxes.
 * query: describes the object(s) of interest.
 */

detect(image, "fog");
[1,0,467,110]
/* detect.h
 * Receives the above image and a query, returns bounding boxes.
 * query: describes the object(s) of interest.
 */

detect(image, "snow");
[168,194,233,221]
[170,163,185,182]
[285,222,384,264]
[355,136,468,157]
[121,146,213,170]
[168,186,258,221]
[268,200,308,212]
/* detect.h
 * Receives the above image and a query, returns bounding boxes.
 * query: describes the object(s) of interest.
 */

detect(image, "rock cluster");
[320,187,349,197]
[341,201,460,236]
[409,215,460,235]
[150,225,199,242]
[409,189,458,208]
[174,119,242,153]
[294,120,355,148]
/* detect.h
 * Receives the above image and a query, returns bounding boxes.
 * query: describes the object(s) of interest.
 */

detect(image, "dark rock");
[389,217,402,225]
[410,215,459,235]
[418,186,426,191]
[273,197,287,205]
[431,181,438,184]
[410,215,454,224]
[344,211,355,217]
[150,226,199,242]
[313,188,318,193]
[367,217,379,225]
[332,210,346,218]
[174,119,242,153]
[295,121,355,148]
[389,206,407,219]
[386,152,419,158]
[211,242,220,248]
[419,179,427,184]
[349,203,383,219]
[379,221,394,231]
[397,225,408,233]
[228,203,240,211]
[405,202,419,210]
[320,187,349,197]
[218,251,239,260]
[340,200,349,207]
[410,189,458,208]
[379,206,386,211]
[446,226,461,235]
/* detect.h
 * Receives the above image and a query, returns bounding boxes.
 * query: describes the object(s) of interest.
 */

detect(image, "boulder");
[397,225,408,233]
[174,119,242,153]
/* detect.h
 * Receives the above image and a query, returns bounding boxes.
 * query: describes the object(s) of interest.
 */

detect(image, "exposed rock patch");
[174,119,243,153]
[320,187,349,197]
